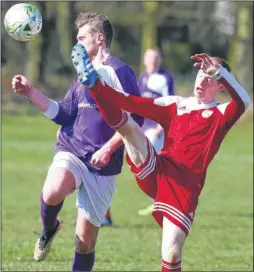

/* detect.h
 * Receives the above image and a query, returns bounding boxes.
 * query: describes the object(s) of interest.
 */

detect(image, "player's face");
[144,50,161,72]
[77,24,103,57]
[194,69,223,102]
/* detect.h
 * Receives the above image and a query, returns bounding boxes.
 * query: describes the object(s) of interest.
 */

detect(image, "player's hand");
[90,147,112,168]
[191,53,220,75]
[12,74,32,96]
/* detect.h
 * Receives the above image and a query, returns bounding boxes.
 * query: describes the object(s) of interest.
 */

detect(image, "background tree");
[140,2,159,71]
[228,2,253,92]
[1,1,252,110]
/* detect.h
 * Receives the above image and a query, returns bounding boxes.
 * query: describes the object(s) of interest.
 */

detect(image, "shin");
[119,117,148,167]
[89,80,148,167]
[161,217,187,272]
[72,208,99,272]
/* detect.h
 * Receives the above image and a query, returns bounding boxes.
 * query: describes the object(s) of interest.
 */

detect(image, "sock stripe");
[162,259,181,265]
[163,263,182,269]
[111,110,128,129]
[162,259,182,271]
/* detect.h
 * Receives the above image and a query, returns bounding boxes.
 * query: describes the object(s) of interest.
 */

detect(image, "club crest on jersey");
[202,110,213,118]
[179,106,186,111]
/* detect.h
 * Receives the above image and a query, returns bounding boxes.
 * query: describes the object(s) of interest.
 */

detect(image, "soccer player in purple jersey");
[138,48,175,216]
[12,12,143,272]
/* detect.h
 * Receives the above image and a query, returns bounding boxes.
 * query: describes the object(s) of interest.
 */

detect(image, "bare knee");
[75,234,96,254]
[42,189,65,205]
[43,168,75,205]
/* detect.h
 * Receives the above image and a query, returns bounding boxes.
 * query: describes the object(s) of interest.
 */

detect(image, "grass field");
[2,115,253,271]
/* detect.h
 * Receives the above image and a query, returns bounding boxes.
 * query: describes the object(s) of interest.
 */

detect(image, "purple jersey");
[52,56,144,176]
[138,68,174,129]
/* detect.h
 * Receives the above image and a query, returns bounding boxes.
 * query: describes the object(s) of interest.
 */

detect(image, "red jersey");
[103,65,250,181]
[93,65,251,234]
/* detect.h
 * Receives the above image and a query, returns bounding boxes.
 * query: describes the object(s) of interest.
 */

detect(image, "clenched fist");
[90,147,112,168]
[12,75,32,96]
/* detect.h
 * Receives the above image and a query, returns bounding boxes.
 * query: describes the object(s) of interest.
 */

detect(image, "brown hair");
[213,57,231,73]
[75,12,113,48]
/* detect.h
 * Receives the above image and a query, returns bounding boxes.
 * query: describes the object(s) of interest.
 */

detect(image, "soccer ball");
[4,3,42,41]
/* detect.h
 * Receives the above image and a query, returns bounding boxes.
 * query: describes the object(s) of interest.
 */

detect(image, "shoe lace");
[33,229,51,250]
[39,232,50,249]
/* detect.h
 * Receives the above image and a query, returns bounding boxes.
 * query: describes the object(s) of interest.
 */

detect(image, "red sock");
[90,80,128,129]
[161,259,181,272]
[105,209,111,219]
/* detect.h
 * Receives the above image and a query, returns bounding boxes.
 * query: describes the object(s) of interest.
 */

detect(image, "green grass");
[2,115,253,271]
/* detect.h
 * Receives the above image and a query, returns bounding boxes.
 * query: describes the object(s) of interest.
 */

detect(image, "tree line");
[1,1,253,108]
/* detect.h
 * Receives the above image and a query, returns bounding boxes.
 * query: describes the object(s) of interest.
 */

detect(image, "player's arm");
[90,130,123,167]
[49,88,78,126]
[98,132,123,154]
[216,66,251,129]
[28,87,77,126]
[12,75,78,126]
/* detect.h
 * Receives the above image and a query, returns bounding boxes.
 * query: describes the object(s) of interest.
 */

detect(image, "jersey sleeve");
[52,78,78,126]
[216,66,251,131]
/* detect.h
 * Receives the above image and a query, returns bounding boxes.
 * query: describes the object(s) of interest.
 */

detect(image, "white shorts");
[46,151,116,227]
[144,128,164,154]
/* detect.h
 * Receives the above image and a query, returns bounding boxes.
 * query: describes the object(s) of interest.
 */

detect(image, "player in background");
[137,47,175,216]
[71,45,250,272]
[12,12,143,272]
[138,48,174,155]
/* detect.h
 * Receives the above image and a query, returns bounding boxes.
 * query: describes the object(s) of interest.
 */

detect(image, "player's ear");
[97,33,104,45]
[218,83,225,92]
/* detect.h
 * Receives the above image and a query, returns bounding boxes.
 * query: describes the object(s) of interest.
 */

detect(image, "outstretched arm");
[216,66,251,129]
[12,75,78,126]
[12,75,50,112]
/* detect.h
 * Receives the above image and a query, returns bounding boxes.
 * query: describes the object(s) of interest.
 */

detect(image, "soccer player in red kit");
[71,44,251,271]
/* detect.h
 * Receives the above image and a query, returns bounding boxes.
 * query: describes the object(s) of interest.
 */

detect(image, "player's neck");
[147,67,159,75]
[91,47,111,66]
[197,97,216,105]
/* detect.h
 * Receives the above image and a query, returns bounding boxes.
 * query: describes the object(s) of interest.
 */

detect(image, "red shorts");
[126,139,201,235]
